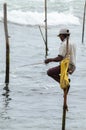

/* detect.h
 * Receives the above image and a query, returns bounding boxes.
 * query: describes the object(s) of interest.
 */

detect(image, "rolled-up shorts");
[68,63,76,74]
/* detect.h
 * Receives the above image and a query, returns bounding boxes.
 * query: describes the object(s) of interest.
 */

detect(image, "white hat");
[58,29,70,36]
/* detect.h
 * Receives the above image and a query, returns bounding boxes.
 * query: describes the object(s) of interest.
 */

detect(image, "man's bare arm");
[44,55,63,64]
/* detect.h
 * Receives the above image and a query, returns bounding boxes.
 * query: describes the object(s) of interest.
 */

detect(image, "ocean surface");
[0,0,86,130]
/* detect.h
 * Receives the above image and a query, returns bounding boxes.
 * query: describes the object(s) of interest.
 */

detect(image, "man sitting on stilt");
[44,28,76,110]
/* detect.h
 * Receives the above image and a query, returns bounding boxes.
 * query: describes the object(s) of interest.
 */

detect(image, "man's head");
[57,29,70,41]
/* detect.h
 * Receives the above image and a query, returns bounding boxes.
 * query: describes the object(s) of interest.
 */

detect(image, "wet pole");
[44,0,48,57]
[82,0,86,44]
[62,94,67,130]
[4,3,10,84]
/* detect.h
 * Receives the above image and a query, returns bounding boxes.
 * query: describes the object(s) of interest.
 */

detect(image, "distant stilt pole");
[44,0,48,57]
[4,3,10,84]
[82,0,86,44]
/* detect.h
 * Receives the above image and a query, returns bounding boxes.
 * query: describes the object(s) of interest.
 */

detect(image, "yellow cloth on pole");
[60,57,70,89]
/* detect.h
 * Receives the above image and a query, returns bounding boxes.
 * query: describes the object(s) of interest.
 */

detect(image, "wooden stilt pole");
[82,0,86,44]
[61,36,70,130]
[44,0,48,57]
[62,93,67,130]
[62,108,66,130]
[3,3,10,84]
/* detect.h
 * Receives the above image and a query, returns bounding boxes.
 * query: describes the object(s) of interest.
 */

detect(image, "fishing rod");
[10,62,45,74]
[19,62,45,68]
[29,62,44,66]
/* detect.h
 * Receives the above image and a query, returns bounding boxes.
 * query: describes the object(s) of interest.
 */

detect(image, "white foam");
[0,10,80,26]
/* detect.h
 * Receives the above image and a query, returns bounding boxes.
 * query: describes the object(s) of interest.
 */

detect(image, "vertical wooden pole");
[45,0,48,57]
[82,0,86,44]
[4,3,10,84]
[62,96,67,130]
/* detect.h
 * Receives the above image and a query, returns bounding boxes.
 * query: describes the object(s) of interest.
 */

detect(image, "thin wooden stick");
[82,0,86,44]
[38,25,46,44]
[4,3,10,84]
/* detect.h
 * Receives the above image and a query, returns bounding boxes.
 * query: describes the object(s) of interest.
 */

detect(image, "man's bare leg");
[63,85,70,111]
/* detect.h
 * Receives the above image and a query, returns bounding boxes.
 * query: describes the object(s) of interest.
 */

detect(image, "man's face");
[59,34,65,41]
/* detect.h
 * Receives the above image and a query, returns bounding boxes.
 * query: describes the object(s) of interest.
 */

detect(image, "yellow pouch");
[60,57,70,89]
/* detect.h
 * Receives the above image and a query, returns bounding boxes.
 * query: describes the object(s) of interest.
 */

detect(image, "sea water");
[0,0,86,130]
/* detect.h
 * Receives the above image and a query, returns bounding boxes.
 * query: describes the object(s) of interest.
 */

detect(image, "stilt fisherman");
[44,28,76,110]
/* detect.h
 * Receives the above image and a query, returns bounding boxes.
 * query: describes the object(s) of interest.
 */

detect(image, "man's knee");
[47,69,52,77]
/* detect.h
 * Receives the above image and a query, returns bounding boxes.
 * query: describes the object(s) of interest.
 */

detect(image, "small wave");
[0,10,80,26]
